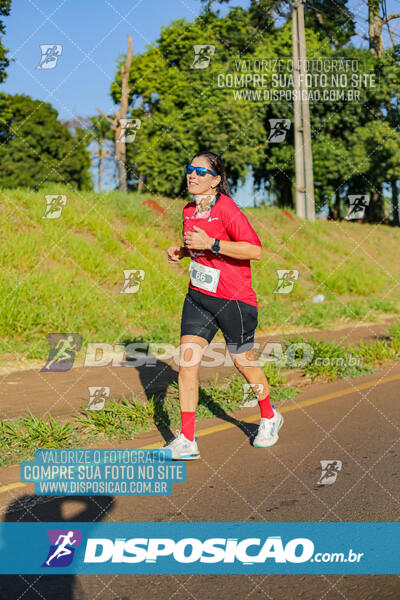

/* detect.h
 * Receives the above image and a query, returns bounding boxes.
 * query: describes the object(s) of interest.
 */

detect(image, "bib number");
[189,260,220,293]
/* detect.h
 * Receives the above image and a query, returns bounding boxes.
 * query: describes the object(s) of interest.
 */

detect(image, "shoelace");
[167,430,185,447]
[260,418,276,433]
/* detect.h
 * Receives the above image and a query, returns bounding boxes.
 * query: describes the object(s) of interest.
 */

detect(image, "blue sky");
[2,0,241,121]
[1,0,399,202]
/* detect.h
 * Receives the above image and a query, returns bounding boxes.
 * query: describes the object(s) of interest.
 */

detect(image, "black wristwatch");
[211,238,220,254]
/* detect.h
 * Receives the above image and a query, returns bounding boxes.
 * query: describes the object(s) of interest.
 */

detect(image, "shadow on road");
[0,495,115,600]
[122,339,178,443]
[198,387,259,443]
[122,338,258,444]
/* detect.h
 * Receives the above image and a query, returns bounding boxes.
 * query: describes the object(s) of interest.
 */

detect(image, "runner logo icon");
[42,529,82,567]
[41,333,82,372]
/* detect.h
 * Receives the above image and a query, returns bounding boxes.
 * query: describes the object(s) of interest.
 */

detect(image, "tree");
[110,11,268,197]
[304,0,355,48]
[98,34,133,192]
[247,1,399,221]
[107,0,399,224]
[367,0,400,57]
[204,0,356,49]
[88,116,114,192]
[0,0,11,84]
[0,94,92,190]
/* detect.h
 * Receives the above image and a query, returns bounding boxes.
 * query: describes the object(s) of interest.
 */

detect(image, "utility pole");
[292,0,315,221]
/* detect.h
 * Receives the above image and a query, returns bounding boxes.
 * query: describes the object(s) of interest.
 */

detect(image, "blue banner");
[0,522,398,574]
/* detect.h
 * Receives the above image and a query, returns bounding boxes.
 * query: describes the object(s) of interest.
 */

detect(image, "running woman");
[166,151,283,460]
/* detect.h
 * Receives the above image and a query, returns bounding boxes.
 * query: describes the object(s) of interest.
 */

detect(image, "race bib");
[189,260,220,293]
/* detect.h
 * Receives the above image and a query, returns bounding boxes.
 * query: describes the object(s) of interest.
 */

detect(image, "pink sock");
[258,394,274,419]
[181,411,196,441]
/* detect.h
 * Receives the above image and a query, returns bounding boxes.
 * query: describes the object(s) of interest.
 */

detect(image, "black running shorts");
[180,287,258,354]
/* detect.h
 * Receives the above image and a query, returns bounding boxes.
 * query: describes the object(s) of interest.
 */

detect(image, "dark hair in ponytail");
[190,150,231,197]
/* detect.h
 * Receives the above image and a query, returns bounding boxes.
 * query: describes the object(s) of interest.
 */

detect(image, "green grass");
[74,396,157,439]
[1,186,400,360]
[275,325,400,381]
[0,412,78,467]
[0,374,300,468]
[288,336,376,381]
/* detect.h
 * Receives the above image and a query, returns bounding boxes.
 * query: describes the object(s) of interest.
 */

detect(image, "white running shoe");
[253,408,284,448]
[164,430,200,460]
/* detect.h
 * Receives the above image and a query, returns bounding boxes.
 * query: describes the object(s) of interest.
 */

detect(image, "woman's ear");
[212,175,221,189]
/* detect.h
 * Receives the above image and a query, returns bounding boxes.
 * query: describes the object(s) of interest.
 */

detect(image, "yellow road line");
[0,482,26,494]
[1,372,399,493]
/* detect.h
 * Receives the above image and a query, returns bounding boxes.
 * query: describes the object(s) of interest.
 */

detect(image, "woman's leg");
[231,346,284,447]
[178,334,209,440]
[230,347,270,403]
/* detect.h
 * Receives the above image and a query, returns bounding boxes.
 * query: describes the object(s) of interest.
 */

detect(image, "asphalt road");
[0,363,399,599]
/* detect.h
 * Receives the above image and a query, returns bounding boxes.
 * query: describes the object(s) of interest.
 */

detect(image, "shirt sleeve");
[222,200,262,247]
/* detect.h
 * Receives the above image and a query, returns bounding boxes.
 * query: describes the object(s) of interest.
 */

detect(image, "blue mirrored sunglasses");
[185,164,217,177]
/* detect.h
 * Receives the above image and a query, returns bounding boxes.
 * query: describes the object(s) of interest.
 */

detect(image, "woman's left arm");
[215,239,262,261]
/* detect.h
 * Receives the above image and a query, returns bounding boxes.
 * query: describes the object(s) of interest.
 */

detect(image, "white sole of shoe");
[253,414,284,448]
[172,453,201,461]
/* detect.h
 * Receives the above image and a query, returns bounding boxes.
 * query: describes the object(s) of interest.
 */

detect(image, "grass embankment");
[1,321,400,468]
[1,185,400,361]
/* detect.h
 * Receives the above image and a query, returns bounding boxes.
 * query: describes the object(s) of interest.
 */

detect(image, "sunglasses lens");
[186,165,210,176]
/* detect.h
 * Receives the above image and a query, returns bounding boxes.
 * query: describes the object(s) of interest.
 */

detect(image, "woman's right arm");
[167,245,188,263]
